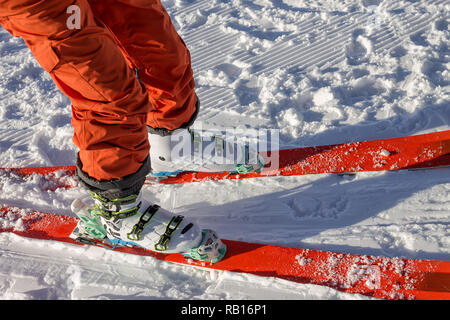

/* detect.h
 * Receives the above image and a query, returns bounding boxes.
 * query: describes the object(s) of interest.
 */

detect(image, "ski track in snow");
[0,0,449,300]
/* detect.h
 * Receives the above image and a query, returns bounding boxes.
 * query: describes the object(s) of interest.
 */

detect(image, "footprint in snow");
[345,29,373,66]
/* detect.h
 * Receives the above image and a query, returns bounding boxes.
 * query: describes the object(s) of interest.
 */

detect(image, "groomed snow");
[0,0,448,300]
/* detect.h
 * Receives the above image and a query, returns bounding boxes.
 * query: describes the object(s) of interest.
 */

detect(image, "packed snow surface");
[0,0,449,300]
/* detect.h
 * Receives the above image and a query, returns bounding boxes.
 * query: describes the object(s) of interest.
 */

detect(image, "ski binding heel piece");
[70,198,108,240]
[69,222,117,250]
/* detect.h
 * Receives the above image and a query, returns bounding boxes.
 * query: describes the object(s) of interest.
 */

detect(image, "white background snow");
[0,0,449,300]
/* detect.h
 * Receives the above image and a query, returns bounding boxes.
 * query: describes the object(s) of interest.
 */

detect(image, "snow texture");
[0,0,449,300]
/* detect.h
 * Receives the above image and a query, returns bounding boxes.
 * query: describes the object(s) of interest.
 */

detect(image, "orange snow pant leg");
[0,0,152,196]
[87,0,198,134]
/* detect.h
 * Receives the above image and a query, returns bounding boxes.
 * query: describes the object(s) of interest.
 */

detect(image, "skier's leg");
[87,0,199,134]
[0,0,151,185]
[0,0,226,262]
[84,0,263,176]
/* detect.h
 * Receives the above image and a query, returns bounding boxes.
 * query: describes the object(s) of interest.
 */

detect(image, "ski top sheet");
[1,131,449,188]
[1,206,449,300]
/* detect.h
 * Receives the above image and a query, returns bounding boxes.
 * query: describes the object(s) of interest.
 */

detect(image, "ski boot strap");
[155,215,185,251]
[126,204,160,241]
[89,191,141,220]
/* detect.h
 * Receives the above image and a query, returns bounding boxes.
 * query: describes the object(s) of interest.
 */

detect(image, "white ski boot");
[69,192,227,263]
[148,128,264,177]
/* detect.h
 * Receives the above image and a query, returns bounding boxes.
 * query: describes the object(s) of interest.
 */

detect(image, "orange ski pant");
[0,0,197,182]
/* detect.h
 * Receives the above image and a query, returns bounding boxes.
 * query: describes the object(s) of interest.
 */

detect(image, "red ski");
[1,131,449,188]
[1,206,449,300]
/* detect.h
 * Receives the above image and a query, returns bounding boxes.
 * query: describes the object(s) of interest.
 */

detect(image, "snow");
[0,0,449,300]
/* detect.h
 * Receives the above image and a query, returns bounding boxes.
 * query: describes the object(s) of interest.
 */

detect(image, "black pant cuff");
[75,155,151,200]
